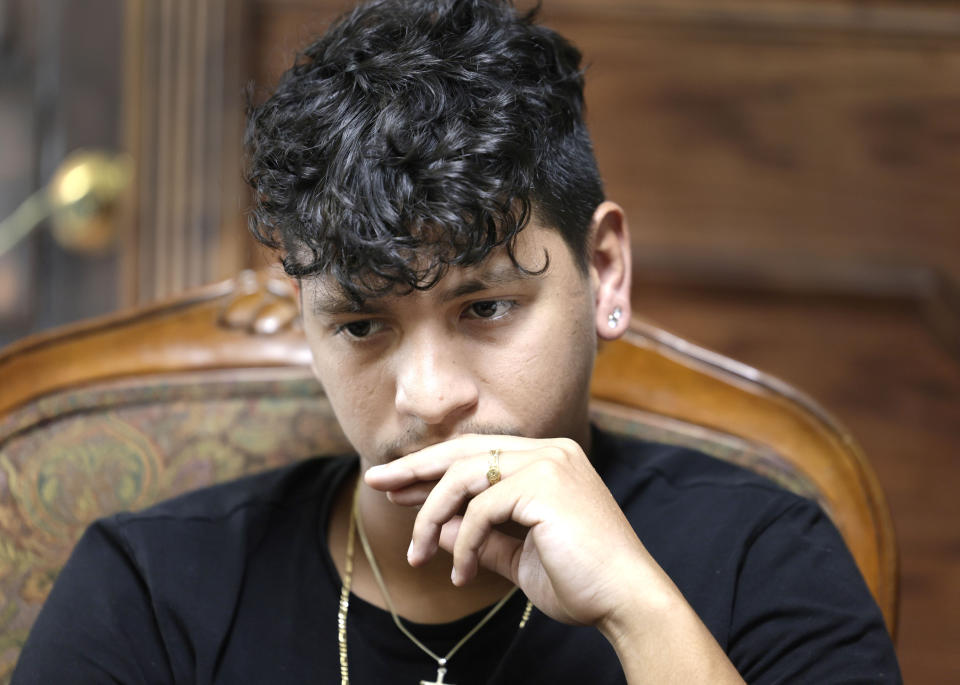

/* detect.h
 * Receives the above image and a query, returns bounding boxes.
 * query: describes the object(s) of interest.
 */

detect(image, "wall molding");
[122,0,248,306]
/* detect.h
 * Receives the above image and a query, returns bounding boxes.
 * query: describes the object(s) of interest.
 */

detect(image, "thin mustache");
[378,422,523,463]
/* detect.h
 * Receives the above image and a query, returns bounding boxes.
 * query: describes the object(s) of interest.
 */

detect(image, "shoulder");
[92,457,355,594]
[13,455,357,683]
[592,428,843,604]
[593,427,816,531]
[592,429,900,681]
[109,454,353,532]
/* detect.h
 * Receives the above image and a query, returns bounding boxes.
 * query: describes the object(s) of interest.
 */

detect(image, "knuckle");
[446,461,476,497]
[464,495,484,519]
[447,457,472,481]
[411,517,433,541]
[531,458,562,484]
[552,437,579,457]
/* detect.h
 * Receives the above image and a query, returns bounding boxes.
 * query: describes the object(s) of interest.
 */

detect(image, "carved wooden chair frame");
[0,269,898,679]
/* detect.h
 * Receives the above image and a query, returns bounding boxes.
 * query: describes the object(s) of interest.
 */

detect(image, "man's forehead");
[305,253,545,315]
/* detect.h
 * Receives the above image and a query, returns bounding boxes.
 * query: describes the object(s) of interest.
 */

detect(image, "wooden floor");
[633,285,960,684]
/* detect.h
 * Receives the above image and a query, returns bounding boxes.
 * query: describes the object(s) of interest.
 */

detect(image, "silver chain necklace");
[338,482,533,684]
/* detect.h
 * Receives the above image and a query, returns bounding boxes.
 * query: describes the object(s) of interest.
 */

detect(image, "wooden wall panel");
[547,4,960,282]
[251,0,960,283]
[249,1,960,340]
[249,0,351,91]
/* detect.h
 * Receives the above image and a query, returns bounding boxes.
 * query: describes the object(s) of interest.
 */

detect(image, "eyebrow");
[439,263,536,303]
[310,293,384,317]
[310,262,538,317]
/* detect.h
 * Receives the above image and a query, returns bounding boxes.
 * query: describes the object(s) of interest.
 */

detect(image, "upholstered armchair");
[0,269,898,681]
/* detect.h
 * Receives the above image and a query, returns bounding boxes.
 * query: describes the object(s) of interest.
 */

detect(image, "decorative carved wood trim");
[0,270,311,420]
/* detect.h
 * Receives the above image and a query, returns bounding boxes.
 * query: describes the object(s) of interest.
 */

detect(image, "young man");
[15,0,900,682]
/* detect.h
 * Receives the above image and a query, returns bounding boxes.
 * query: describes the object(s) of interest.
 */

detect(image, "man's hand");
[364,434,659,627]
[364,433,746,684]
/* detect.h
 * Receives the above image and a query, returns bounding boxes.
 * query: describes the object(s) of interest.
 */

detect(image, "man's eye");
[466,300,513,319]
[338,320,382,339]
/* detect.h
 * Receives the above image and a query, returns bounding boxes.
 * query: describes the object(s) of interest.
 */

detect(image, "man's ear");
[588,201,632,340]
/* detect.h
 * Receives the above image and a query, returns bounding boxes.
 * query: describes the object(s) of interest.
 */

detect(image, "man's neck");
[327,471,516,624]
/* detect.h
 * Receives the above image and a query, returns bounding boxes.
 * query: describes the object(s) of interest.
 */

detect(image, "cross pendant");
[420,665,454,685]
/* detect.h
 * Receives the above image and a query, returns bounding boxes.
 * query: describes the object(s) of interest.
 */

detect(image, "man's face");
[300,223,600,467]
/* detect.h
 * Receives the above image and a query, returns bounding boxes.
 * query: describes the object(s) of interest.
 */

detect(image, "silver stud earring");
[607,306,622,329]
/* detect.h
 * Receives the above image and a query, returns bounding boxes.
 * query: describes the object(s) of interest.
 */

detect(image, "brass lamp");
[0,149,131,257]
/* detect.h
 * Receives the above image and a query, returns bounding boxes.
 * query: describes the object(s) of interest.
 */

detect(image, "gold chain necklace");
[338,481,534,684]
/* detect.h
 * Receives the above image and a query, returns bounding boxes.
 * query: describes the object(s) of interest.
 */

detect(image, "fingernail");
[407,541,415,564]
[451,567,459,585]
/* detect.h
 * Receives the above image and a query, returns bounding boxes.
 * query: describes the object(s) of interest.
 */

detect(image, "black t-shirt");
[13,429,901,683]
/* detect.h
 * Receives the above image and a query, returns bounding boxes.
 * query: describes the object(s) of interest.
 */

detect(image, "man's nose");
[394,336,479,425]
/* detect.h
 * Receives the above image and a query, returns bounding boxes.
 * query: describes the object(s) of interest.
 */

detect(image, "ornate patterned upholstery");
[0,370,351,679]
[0,270,897,681]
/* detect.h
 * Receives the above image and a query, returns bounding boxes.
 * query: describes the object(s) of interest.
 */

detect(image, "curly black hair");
[245,0,604,300]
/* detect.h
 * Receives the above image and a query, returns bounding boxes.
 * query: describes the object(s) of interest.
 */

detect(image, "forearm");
[598,579,745,685]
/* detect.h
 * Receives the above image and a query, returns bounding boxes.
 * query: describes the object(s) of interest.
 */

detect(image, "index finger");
[363,433,540,491]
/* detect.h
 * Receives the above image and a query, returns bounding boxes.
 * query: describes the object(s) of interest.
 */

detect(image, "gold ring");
[486,448,501,486]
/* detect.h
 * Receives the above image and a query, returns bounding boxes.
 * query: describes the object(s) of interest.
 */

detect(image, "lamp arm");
[0,191,51,258]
